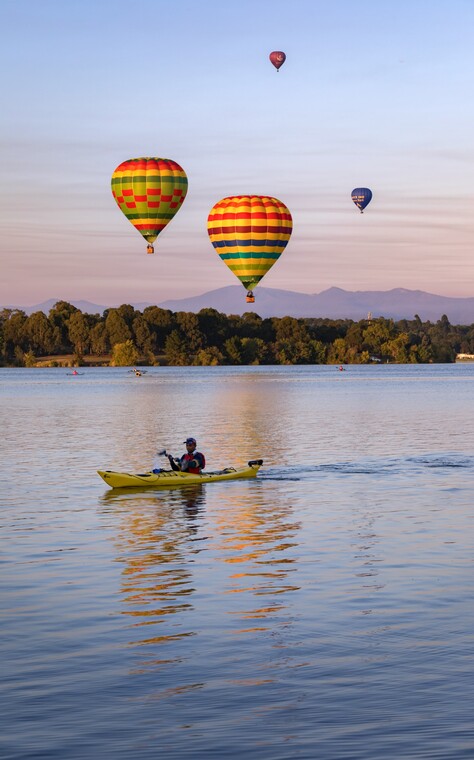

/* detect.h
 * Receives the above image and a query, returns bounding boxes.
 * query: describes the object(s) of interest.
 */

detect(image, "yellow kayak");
[97,459,263,489]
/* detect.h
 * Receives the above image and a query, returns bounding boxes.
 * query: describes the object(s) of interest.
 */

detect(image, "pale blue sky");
[2,0,474,305]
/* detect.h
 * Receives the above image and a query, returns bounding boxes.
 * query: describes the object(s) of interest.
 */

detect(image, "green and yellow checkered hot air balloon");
[207,195,292,303]
[111,157,188,254]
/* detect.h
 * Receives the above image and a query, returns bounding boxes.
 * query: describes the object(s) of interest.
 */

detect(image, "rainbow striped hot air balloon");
[111,157,188,253]
[207,195,292,303]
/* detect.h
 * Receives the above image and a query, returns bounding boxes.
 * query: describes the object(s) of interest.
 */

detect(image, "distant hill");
[3,287,474,323]
[1,298,155,316]
[158,286,474,323]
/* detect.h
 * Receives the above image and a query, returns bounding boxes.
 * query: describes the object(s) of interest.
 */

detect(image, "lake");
[2,364,474,759]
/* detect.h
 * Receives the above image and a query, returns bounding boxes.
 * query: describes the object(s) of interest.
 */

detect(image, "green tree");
[345,322,365,351]
[274,340,309,364]
[116,304,138,327]
[273,317,314,363]
[239,311,264,339]
[23,350,36,367]
[48,301,78,353]
[224,336,244,364]
[112,340,139,366]
[2,310,27,360]
[176,311,204,349]
[327,337,348,364]
[14,345,25,366]
[382,332,411,363]
[164,330,191,365]
[429,340,457,363]
[197,308,230,348]
[106,310,132,348]
[193,346,224,365]
[308,339,328,364]
[224,336,271,365]
[427,315,458,362]
[142,306,174,352]
[241,337,272,364]
[90,322,109,355]
[306,318,349,345]
[437,314,451,334]
[459,326,474,354]
[132,315,153,353]
[68,311,90,356]
[419,340,433,362]
[23,311,55,355]
[362,318,396,358]
[0,309,12,355]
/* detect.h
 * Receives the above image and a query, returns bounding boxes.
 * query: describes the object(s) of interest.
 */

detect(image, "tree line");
[1,301,473,367]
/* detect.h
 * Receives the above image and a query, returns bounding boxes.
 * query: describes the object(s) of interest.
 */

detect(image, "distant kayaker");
[168,437,206,474]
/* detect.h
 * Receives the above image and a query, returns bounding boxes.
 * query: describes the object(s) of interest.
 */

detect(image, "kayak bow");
[97,459,263,489]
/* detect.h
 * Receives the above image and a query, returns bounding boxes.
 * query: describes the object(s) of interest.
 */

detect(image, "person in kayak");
[167,438,206,474]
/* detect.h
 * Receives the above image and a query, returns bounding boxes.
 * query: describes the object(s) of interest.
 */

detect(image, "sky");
[2,0,474,307]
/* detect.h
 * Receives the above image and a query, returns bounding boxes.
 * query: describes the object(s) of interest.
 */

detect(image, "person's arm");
[193,453,205,470]
[168,454,181,471]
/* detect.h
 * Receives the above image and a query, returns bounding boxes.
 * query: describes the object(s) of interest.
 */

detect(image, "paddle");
[157,449,181,471]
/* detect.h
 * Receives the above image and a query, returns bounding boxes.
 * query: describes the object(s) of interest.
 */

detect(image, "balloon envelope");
[111,157,188,246]
[207,196,292,292]
[269,51,286,70]
[351,187,372,212]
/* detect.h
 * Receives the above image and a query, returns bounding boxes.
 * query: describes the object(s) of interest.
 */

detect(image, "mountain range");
[3,287,474,323]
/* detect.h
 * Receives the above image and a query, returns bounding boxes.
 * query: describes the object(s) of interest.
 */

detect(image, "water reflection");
[100,476,303,676]
[100,485,207,654]
[349,500,385,616]
[203,375,293,466]
[212,486,301,634]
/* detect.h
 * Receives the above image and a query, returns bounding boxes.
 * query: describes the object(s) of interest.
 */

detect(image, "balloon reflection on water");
[204,372,293,465]
[101,485,206,651]
[211,486,302,634]
[100,475,302,655]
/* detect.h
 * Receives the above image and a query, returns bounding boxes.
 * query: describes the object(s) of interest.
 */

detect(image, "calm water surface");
[1,365,474,759]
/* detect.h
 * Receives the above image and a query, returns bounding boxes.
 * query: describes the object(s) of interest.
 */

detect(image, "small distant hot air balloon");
[351,187,372,213]
[111,157,188,253]
[269,51,286,71]
[207,195,292,303]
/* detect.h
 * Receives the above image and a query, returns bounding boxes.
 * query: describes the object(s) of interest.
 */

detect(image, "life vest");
[182,452,205,474]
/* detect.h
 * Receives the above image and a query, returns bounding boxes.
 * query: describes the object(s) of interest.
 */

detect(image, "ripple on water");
[3,366,474,758]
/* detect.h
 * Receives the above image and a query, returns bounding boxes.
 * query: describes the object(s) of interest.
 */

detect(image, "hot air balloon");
[351,187,372,213]
[269,51,286,71]
[111,157,188,253]
[207,195,292,303]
